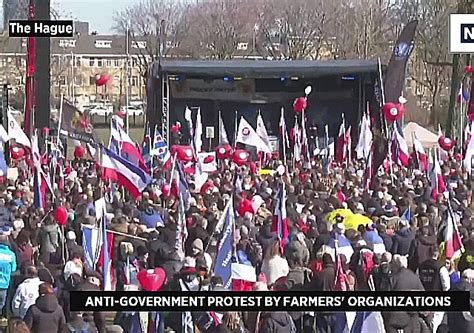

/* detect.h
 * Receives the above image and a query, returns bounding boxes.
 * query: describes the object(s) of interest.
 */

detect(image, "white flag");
[0,125,10,143]
[236,117,271,153]
[184,106,193,138]
[256,113,270,148]
[194,107,203,153]
[7,112,30,148]
[356,113,373,160]
[219,111,229,145]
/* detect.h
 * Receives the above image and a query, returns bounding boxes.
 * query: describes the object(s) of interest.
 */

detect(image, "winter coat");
[409,234,437,272]
[379,232,393,253]
[12,277,42,318]
[447,280,474,333]
[311,264,336,291]
[392,227,416,256]
[0,243,17,289]
[39,224,61,255]
[392,267,425,291]
[260,255,289,285]
[17,243,34,268]
[24,293,67,333]
[285,239,310,267]
[259,312,296,333]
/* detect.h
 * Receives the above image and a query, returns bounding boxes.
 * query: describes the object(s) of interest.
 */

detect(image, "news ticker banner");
[9,20,74,37]
[70,291,470,312]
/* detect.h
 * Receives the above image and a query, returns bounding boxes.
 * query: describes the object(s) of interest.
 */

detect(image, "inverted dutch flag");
[110,115,149,172]
[271,183,289,248]
[100,146,152,199]
[391,125,409,167]
[413,132,428,173]
[151,126,171,163]
[440,204,464,260]
[431,149,446,199]
[82,225,101,270]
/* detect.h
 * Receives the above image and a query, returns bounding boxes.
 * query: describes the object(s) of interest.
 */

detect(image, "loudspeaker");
[34,0,51,130]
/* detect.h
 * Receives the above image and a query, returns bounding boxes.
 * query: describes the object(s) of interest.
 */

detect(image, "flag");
[110,115,148,172]
[236,117,271,153]
[431,149,446,199]
[218,111,229,145]
[391,125,409,167]
[194,107,203,153]
[151,126,171,163]
[184,106,193,140]
[356,112,372,160]
[231,263,257,291]
[345,126,352,163]
[59,99,98,144]
[271,183,289,247]
[413,132,428,172]
[439,205,464,260]
[7,112,30,147]
[401,207,413,225]
[82,225,101,270]
[279,107,289,149]
[215,198,235,289]
[173,161,190,259]
[336,121,345,164]
[0,125,10,143]
[256,113,270,148]
[351,312,386,333]
[364,147,373,191]
[293,118,302,162]
[384,21,417,103]
[100,146,152,199]
[464,124,474,172]
[468,72,474,117]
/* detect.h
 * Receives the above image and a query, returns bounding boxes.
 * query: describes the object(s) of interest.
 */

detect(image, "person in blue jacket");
[0,234,17,317]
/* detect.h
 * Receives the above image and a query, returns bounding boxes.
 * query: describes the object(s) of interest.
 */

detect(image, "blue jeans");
[0,289,7,314]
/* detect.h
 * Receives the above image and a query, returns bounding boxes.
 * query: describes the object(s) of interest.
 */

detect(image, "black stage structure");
[147,60,379,150]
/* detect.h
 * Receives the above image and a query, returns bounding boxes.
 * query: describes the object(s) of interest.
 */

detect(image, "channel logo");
[450,14,474,53]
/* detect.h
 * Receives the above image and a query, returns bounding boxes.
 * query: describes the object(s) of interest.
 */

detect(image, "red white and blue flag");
[431,148,446,199]
[271,183,289,247]
[391,125,409,167]
[151,125,171,164]
[110,115,148,172]
[100,146,152,199]
[413,132,428,173]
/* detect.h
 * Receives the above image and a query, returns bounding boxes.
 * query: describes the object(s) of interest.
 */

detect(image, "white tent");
[404,122,438,149]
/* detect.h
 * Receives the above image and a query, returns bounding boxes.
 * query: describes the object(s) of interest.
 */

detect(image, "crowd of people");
[0,138,473,333]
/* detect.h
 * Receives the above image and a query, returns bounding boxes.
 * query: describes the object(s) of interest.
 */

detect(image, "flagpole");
[281,107,287,165]
[57,94,64,150]
[233,111,238,146]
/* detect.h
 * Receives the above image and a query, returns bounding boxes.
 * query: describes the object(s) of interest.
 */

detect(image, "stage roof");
[152,59,379,79]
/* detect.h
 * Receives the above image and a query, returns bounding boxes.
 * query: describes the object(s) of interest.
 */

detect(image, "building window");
[89,76,96,85]
[132,41,147,49]
[114,59,121,67]
[97,58,103,67]
[106,59,112,67]
[237,42,248,51]
[131,76,139,87]
[89,58,95,67]
[94,40,112,48]
[59,39,76,48]
[74,75,83,86]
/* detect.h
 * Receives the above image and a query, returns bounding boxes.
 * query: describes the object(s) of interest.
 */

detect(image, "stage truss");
[162,74,170,144]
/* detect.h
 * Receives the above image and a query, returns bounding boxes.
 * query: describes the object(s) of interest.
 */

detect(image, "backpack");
[67,322,90,333]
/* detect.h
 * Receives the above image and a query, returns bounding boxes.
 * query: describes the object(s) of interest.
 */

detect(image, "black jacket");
[392,227,416,256]
[260,312,295,333]
[447,280,474,333]
[24,294,67,333]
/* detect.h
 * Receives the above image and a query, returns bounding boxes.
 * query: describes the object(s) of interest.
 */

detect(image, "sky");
[58,0,130,34]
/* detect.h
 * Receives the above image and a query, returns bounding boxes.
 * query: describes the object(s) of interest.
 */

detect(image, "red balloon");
[171,145,194,163]
[232,149,249,166]
[10,146,25,160]
[215,144,233,159]
[465,65,473,74]
[238,198,253,217]
[438,136,455,151]
[137,268,166,291]
[95,74,109,86]
[203,155,214,164]
[293,97,307,113]
[55,206,68,226]
[382,102,405,122]
[74,145,86,159]
[161,184,171,198]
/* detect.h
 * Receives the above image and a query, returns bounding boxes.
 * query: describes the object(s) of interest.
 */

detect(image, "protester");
[12,266,42,319]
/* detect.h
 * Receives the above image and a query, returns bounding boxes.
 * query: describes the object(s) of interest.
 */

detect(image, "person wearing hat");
[191,238,212,272]
[327,217,354,261]
[392,218,416,256]
[0,233,16,321]
[65,230,83,262]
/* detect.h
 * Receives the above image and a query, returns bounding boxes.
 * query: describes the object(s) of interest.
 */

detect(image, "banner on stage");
[170,79,255,101]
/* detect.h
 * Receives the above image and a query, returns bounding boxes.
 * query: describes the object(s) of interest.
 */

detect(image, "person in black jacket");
[392,220,416,256]
[447,269,474,333]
